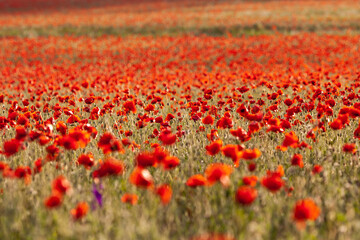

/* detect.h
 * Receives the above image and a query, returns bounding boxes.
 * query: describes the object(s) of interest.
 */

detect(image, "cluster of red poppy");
[2,33,360,234]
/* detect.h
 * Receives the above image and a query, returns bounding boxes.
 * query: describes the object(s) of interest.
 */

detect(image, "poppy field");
[0,1,360,240]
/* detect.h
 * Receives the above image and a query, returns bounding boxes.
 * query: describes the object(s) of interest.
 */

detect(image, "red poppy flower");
[162,156,180,170]
[97,132,124,154]
[312,165,323,175]
[153,147,169,164]
[156,184,172,205]
[66,115,81,124]
[205,140,223,156]
[144,104,155,112]
[85,97,95,104]
[129,167,154,189]
[242,175,258,187]
[291,154,304,168]
[248,162,256,172]
[186,174,207,187]
[93,158,125,178]
[342,143,356,154]
[14,166,32,184]
[282,131,299,147]
[38,135,51,146]
[15,126,27,141]
[136,152,156,168]
[165,113,175,121]
[68,129,90,148]
[44,194,63,209]
[354,126,360,139]
[59,135,78,150]
[239,148,261,160]
[230,127,250,142]
[123,100,137,113]
[77,153,95,169]
[216,116,233,129]
[235,186,257,205]
[202,115,214,125]
[221,145,241,167]
[284,98,293,106]
[277,131,299,151]
[293,199,320,222]
[261,172,284,193]
[46,144,60,160]
[159,130,177,145]
[52,175,71,195]
[205,163,233,187]
[2,167,15,178]
[70,202,89,220]
[3,139,21,157]
[248,122,260,133]
[329,119,343,130]
[33,158,43,173]
[121,193,138,205]
[0,161,9,171]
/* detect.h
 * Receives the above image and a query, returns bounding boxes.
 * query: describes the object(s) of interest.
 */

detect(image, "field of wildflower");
[0,1,359,239]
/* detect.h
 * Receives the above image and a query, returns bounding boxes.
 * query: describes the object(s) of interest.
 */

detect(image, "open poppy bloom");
[205,163,233,187]
[52,175,72,196]
[186,174,208,187]
[221,144,242,167]
[230,127,250,142]
[123,100,137,113]
[261,171,284,193]
[354,126,360,139]
[14,166,32,184]
[293,199,320,229]
[291,154,304,168]
[342,143,356,154]
[77,153,95,169]
[136,152,156,168]
[162,156,180,170]
[93,158,125,178]
[71,202,89,220]
[235,186,257,205]
[312,165,323,175]
[44,193,63,209]
[202,115,214,125]
[239,148,261,160]
[153,147,169,164]
[205,139,223,156]
[121,193,138,205]
[129,167,154,189]
[207,129,219,141]
[97,132,124,154]
[216,116,233,129]
[68,129,91,148]
[3,139,22,157]
[56,121,67,135]
[247,162,256,172]
[0,161,9,172]
[155,184,172,205]
[15,126,27,141]
[329,119,343,130]
[242,175,258,187]
[59,135,78,150]
[159,129,177,145]
[276,131,299,151]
